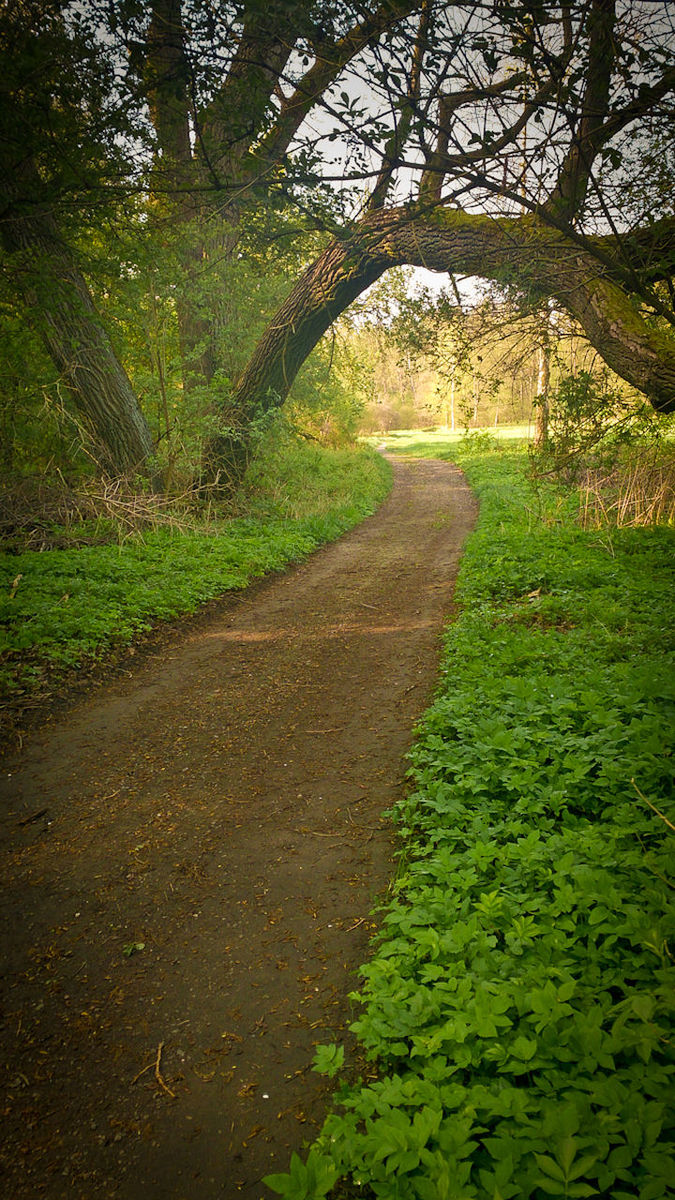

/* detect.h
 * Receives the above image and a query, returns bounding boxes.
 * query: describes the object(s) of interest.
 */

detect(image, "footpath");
[0,457,477,1199]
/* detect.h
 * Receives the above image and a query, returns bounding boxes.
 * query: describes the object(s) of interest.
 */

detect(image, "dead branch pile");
[0,475,210,552]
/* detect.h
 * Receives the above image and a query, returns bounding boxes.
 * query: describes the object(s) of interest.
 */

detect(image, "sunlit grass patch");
[364,424,533,456]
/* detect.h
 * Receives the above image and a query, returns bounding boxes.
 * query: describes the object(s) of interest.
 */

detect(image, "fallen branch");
[130,1060,154,1086]
[154,1041,176,1098]
[131,1041,176,1097]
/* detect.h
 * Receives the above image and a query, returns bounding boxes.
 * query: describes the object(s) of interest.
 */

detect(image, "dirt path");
[0,456,477,1200]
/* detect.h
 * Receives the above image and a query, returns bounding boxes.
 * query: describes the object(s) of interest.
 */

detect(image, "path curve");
[0,456,477,1200]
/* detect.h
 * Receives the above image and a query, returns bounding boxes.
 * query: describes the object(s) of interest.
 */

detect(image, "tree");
[1,1,423,478]
[0,2,159,477]
[3,2,674,484]
[393,288,562,433]
[225,0,675,480]
[142,0,427,479]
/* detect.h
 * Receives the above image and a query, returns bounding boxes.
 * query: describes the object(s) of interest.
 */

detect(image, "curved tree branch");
[227,207,675,444]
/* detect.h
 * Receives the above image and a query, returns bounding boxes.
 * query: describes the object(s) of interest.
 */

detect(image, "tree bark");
[2,203,159,479]
[146,0,218,394]
[534,331,551,450]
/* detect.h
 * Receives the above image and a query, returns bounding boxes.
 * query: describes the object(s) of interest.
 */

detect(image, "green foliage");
[265,1150,339,1200]
[266,443,674,1199]
[286,338,366,447]
[0,288,89,475]
[531,371,664,479]
[0,446,391,699]
[312,1043,345,1079]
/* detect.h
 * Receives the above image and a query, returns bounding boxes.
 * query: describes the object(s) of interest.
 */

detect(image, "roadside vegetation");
[266,434,674,1200]
[0,440,391,717]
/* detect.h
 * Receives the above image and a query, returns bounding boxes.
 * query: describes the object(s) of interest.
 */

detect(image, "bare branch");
[252,1,423,176]
[547,0,617,220]
[368,0,431,211]
[418,73,529,202]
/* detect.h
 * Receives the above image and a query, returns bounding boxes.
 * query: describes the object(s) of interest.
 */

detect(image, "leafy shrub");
[531,371,666,482]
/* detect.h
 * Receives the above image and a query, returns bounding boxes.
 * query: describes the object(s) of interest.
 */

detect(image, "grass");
[363,425,533,451]
[266,435,674,1200]
[578,444,675,529]
[0,443,392,707]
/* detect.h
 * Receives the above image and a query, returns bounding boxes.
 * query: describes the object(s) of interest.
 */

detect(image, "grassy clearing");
[0,444,391,706]
[362,425,533,452]
[267,438,674,1200]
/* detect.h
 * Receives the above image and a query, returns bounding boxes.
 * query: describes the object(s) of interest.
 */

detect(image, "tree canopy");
[1,0,674,481]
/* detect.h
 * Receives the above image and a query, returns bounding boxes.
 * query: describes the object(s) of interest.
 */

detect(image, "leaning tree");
[0,2,161,476]
[219,0,675,480]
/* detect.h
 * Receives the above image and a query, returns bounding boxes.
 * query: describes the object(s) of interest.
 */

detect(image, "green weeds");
[0,445,391,702]
[266,442,674,1199]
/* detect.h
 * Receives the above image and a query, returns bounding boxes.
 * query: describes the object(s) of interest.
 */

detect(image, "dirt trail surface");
[0,457,477,1200]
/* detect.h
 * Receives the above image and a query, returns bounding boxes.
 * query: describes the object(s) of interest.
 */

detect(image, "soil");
[0,456,477,1200]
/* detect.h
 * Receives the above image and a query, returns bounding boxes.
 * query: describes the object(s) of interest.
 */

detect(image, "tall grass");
[578,445,675,529]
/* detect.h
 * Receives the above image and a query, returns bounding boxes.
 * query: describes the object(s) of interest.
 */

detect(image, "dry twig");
[131,1041,176,1097]
[632,779,675,833]
[154,1041,176,1098]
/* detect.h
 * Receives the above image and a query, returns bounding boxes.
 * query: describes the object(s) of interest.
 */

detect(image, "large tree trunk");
[146,0,218,397]
[203,231,389,484]
[2,201,159,480]
[220,209,675,484]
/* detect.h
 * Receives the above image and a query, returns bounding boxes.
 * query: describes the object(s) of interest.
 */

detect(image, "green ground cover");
[267,439,675,1200]
[0,445,391,701]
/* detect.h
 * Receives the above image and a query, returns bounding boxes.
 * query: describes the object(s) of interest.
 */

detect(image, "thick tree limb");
[228,208,675,441]
[253,0,423,176]
[145,0,192,173]
[197,7,296,186]
[368,0,430,211]
[419,74,528,201]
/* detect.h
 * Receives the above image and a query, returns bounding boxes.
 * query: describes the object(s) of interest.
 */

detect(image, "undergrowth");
[0,444,391,706]
[266,443,674,1200]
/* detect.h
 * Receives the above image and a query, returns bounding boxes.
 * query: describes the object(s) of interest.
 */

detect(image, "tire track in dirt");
[0,456,477,1200]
